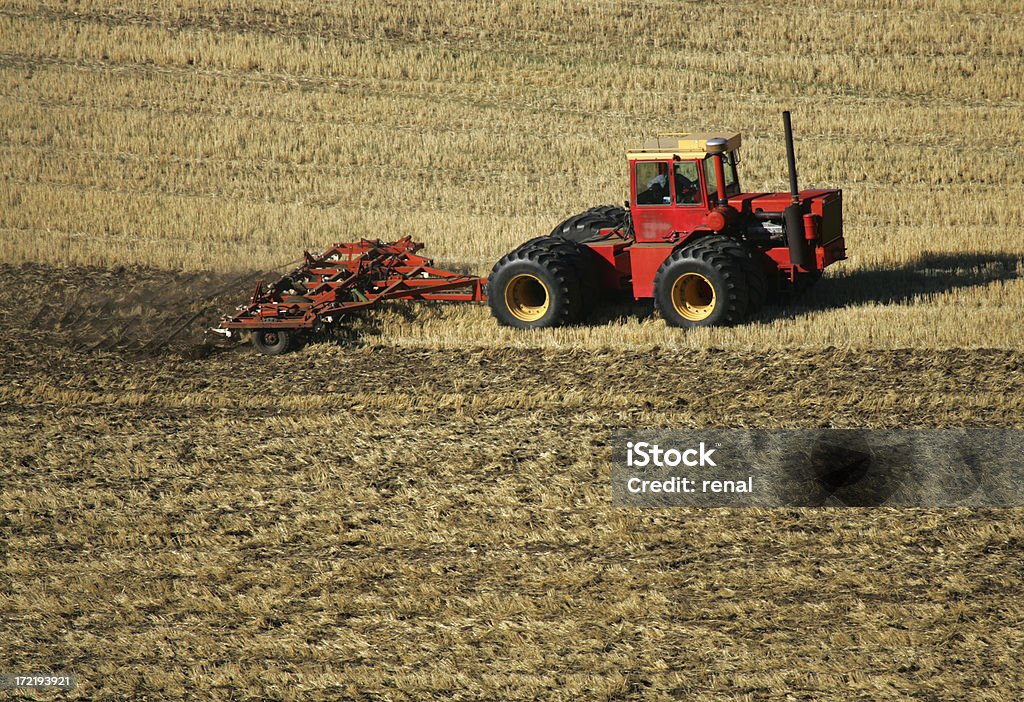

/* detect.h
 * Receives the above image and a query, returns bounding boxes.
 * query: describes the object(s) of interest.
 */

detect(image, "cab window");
[703,154,739,199]
[635,162,670,205]
[674,161,700,205]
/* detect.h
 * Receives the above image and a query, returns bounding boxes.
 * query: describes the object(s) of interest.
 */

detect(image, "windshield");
[703,152,740,199]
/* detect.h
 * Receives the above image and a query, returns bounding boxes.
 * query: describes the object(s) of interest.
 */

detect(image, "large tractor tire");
[517,235,601,319]
[549,204,630,243]
[488,237,587,328]
[654,236,751,328]
[684,236,768,315]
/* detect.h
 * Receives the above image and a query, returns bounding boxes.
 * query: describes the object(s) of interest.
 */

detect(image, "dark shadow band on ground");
[587,250,1021,326]
[0,251,1019,356]
[805,251,1020,307]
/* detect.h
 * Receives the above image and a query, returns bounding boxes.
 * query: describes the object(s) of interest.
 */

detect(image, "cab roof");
[627,132,741,161]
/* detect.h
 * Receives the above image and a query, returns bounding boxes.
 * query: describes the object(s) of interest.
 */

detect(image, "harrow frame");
[210,237,486,339]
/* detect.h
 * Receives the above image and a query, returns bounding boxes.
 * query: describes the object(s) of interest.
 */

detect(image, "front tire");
[654,238,750,327]
[685,237,768,315]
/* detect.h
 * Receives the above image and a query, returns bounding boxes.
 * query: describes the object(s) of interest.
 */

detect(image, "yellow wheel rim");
[671,272,716,322]
[504,274,550,322]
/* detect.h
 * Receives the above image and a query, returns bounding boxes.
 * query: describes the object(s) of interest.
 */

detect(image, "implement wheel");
[654,237,750,328]
[252,329,294,355]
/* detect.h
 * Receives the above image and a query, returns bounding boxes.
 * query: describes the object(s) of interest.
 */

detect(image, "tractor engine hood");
[730,189,844,250]
[728,189,841,217]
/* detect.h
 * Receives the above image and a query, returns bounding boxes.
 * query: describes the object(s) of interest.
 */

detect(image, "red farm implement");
[209,237,485,354]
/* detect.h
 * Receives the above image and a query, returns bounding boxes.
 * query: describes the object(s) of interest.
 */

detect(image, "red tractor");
[212,112,844,354]
[486,111,845,329]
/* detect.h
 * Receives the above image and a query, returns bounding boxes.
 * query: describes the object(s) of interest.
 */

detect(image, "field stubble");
[1,0,1024,348]
[3,1,1024,701]
[3,314,1024,700]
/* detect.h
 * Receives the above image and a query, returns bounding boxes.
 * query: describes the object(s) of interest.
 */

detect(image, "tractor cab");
[627,132,742,244]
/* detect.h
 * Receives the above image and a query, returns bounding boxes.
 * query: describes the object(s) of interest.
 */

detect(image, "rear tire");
[654,237,750,327]
[488,238,585,328]
[516,236,601,319]
[252,329,294,355]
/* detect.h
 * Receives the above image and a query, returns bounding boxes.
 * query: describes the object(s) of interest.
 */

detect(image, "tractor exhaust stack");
[783,110,799,204]
[782,111,812,269]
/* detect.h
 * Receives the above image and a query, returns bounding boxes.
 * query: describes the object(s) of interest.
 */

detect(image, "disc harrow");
[209,237,486,352]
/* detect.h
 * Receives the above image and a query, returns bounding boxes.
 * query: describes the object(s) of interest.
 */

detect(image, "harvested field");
[3,270,1024,700]
[4,329,1024,700]
[3,0,1024,700]
[2,1,1024,349]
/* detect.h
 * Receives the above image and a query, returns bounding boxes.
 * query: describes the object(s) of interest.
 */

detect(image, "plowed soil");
[2,264,1023,701]
[1,263,264,355]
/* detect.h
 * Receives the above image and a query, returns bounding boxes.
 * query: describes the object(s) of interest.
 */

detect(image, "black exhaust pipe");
[783,111,799,204]
[782,111,811,269]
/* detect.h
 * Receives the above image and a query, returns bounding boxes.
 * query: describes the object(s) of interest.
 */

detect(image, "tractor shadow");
[756,251,1020,323]
[586,294,656,325]
[582,251,1020,327]
[805,251,1020,305]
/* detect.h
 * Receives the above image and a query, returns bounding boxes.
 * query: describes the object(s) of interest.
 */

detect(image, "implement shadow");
[315,300,422,348]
